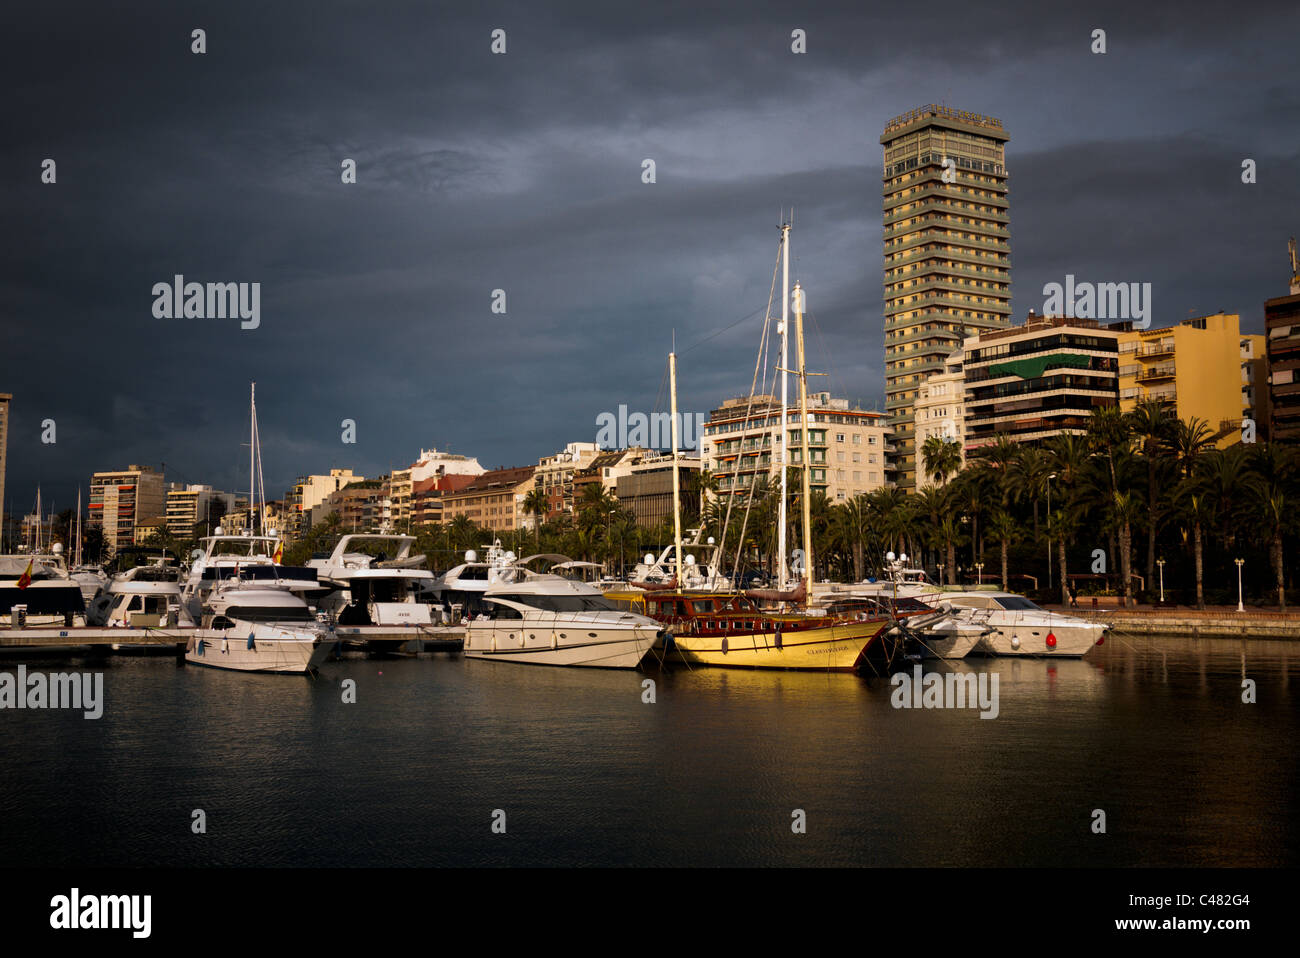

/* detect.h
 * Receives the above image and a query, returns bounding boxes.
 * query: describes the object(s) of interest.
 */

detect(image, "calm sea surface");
[2,635,1297,867]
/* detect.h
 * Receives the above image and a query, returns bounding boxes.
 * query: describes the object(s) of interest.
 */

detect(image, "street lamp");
[975,561,984,585]
[1157,558,1166,604]
[937,562,945,586]
[1235,558,1245,612]
[1046,473,1057,583]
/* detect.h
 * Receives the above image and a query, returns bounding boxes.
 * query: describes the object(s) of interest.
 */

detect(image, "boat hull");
[975,621,1105,657]
[668,620,884,671]
[185,630,331,673]
[464,625,656,668]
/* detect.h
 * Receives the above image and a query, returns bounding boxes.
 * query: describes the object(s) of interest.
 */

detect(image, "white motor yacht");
[86,559,196,628]
[0,550,86,627]
[465,566,664,668]
[182,530,318,621]
[307,534,436,652]
[428,541,521,621]
[185,582,333,673]
[936,592,1107,657]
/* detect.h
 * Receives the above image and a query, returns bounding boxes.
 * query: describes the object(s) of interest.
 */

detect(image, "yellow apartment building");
[1117,313,1243,447]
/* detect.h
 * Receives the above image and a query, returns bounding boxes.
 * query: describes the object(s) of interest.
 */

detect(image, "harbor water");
[1,635,1296,867]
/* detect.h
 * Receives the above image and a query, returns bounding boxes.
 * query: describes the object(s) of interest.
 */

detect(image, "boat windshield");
[491,594,621,613]
[225,606,315,623]
[993,596,1042,611]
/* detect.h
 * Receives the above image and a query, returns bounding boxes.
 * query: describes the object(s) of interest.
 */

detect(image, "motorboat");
[86,559,195,628]
[935,592,1107,657]
[0,551,86,627]
[185,581,333,673]
[182,530,318,622]
[464,565,662,668]
[428,541,521,621]
[307,534,436,652]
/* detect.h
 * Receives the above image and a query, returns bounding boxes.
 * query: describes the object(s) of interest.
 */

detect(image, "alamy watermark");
[890,665,999,719]
[152,275,260,329]
[50,889,150,938]
[0,665,103,719]
[595,404,704,450]
[1042,274,1151,329]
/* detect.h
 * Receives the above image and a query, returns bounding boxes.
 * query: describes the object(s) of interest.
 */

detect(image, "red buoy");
[1046,632,1057,648]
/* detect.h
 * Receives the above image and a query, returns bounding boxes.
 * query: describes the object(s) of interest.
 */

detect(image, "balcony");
[1136,364,1176,382]
[1138,342,1175,358]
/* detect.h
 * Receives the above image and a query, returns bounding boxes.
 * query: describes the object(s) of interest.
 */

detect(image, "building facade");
[1116,312,1243,447]
[536,442,599,520]
[1266,239,1300,442]
[614,454,702,528]
[286,468,362,538]
[881,104,1011,491]
[165,484,241,537]
[913,351,966,486]
[1240,334,1270,442]
[88,464,166,554]
[442,466,538,533]
[701,392,893,503]
[963,315,1120,450]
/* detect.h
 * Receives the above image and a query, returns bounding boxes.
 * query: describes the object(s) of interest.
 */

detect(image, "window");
[852,435,861,445]
[836,433,845,442]
[869,436,878,445]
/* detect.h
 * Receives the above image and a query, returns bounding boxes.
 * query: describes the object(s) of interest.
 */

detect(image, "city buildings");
[701,392,893,503]
[613,453,702,528]
[1266,238,1300,442]
[913,351,966,486]
[389,448,484,529]
[164,484,242,538]
[88,464,166,554]
[286,468,363,537]
[535,442,599,520]
[1240,334,1271,441]
[441,466,538,534]
[882,104,1011,490]
[410,473,480,529]
[962,314,1120,450]
[1116,312,1244,447]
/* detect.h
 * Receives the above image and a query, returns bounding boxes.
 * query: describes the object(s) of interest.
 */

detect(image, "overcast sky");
[3,0,1299,516]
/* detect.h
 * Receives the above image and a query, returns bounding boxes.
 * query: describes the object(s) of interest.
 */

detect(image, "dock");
[1041,604,1300,639]
[0,627,189,654]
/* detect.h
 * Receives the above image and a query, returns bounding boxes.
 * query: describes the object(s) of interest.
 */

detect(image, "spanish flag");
[16,558,34,590]
[272,541,283,565]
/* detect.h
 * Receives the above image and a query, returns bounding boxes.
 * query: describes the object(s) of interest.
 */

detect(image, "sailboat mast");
[249,382,257,535]
[670,351,683,586]
[794,282,814,592]
[777,221,790,590]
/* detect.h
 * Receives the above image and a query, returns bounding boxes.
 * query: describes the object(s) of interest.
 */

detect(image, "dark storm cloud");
[2,0,1298,515]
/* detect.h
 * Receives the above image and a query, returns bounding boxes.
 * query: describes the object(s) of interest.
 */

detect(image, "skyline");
[4,0,1300,512]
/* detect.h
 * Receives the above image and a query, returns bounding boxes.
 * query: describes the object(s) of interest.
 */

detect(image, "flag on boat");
[16,558,34,590]
[272,542,283,565]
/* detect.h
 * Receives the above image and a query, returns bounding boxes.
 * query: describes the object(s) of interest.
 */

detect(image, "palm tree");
[1253,482,1289,610]
[921,435,962,488]
[987,509,1020,591]
[1045,506,1078,606]
[1170,416,1215,479]
[522,486,548,551]
[937,512,961,585]
[1088,405,1130,491]
[1110,490,1142,604]
[1128,399,1171,590]
[1173,478,1213,609]
[1197,446,1252,553]
[1006,447,1051,540]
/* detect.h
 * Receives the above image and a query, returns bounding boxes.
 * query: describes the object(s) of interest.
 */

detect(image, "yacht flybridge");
[465,565,663,668]
[182,531,318,621]
[307,534,436,652]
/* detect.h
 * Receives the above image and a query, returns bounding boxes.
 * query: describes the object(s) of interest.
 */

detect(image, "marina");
[1,633,1294,868]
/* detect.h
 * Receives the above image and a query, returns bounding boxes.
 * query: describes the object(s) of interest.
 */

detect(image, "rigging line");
[720,234,782,583]
[679,302,771,356]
